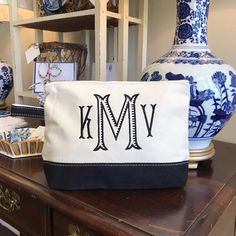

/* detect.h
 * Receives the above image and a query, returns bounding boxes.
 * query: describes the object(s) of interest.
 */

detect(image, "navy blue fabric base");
[10,104,44,119]
[43,161,189,190]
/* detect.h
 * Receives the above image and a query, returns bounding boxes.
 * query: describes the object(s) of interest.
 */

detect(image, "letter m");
[94,94,141,151]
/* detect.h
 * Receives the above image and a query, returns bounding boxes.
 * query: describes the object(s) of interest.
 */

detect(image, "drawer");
[0,223,18,236]
[0,178,46,236]
[53,210,100,236]
[209,197,236,236]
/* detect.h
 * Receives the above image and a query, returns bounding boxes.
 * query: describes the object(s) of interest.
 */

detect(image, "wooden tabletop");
[0,141,235,235]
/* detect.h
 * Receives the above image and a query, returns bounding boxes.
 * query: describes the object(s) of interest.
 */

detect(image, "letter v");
[141,104,156,137]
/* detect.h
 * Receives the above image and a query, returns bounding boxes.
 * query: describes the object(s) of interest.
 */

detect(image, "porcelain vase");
[141,0,236,166]
[0,60,13,109]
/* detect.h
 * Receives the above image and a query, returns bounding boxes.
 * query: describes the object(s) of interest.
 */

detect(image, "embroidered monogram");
[79,105,93,139]
[141,104,157,137]
[78,94,158,151]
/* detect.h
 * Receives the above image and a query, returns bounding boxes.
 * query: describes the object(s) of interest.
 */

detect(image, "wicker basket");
[35,42,87,79]
[0,128,44,158]
[37,0,119,17]
[0,139,44,158]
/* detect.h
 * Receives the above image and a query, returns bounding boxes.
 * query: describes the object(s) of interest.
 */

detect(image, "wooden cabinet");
[0,141,235,235]
[8,0,148,105]
[0,179,46,236]
[0,223,17,236]
[209,197,236,236]
[53,211,99,236]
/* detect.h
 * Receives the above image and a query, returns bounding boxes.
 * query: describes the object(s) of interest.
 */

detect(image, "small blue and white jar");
[141,0,236,158]
[0,60,13,108]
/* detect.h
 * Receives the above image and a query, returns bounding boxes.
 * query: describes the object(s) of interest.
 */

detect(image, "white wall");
[147,0,236,144]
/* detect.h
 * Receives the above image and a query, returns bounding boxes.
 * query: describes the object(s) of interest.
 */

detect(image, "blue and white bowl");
[43,0,67,11]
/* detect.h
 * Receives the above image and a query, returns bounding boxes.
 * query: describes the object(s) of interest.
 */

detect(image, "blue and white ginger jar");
[141,0,236,151]
[0,60,13,106]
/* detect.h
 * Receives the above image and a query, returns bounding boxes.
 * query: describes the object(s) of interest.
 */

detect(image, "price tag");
[25,44,40,64]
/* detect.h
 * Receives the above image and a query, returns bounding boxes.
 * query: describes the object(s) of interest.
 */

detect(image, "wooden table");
[0,141,235,236]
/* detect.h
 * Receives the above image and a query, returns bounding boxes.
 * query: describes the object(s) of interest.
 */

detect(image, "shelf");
[9,0,148,104]
[13,10,140,32]
[13,10,95,32]
[17,91,37,99]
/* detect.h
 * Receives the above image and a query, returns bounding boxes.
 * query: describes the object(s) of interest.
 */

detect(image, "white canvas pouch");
[43,80,190,189]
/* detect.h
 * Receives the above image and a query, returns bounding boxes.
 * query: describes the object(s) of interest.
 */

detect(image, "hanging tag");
[25,44,40,64]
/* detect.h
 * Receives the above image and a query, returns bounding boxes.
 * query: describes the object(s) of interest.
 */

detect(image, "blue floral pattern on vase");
[0,61,13,105]
[178,23,193,40]
[178,2,191,19]
[174,0,210,46]
[165,71,236,139]
[150,71,162,81]
[140,0,236,150]
[141,71,163,81]
[141,72,149,81]
[155,50,224,65]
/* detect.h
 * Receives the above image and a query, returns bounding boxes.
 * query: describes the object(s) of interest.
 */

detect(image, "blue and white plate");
[43,0,67,11]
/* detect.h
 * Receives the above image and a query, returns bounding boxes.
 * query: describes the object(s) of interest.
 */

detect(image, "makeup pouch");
[43,80,190,189]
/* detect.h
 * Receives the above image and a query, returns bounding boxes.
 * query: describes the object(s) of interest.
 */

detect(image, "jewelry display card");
[34,62,77,93]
